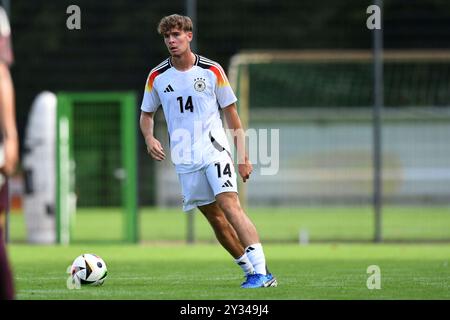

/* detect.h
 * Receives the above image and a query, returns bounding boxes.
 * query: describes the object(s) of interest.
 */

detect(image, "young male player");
[140,14,277,288]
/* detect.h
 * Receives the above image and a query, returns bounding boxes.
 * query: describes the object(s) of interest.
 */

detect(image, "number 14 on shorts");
[215,162,232,178]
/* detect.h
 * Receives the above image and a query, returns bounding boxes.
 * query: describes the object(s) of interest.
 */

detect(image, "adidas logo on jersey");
[222,180,233,188]
[164,84,174,93]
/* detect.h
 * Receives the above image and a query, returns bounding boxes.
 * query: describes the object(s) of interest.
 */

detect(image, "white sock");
[234,253,255,275]
[245,243,267,275]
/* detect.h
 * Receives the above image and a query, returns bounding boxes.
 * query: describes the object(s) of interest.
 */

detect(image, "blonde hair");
[157,14,193,35]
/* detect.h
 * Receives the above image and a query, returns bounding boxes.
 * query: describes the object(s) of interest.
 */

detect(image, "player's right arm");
[140,111,165,161]
[140,64,166,161]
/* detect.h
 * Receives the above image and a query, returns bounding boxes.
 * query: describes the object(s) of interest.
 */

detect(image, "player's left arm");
[222,103,253,182]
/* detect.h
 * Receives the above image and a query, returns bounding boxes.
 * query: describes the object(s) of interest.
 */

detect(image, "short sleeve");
[0,7,13,66]
[211,64,237,109]
[140,72,161,113]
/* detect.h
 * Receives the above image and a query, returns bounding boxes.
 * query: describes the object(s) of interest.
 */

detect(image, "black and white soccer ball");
[70,253,108,286]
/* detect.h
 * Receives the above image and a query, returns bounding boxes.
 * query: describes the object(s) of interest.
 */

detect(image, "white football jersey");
[141,55,237,173]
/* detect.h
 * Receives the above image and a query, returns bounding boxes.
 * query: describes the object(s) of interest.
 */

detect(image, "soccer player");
[0,5,17,300]
[140,14,277,288]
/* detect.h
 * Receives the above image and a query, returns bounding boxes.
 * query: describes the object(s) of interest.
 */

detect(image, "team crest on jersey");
[194,78,206,92]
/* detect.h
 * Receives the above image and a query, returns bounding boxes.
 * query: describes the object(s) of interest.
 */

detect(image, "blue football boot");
[241,273,278,288]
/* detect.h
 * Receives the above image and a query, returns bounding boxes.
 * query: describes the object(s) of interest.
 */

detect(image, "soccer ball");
[69,253,108,287]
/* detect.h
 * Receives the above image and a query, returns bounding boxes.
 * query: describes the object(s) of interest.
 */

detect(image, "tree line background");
[8,0,450,205]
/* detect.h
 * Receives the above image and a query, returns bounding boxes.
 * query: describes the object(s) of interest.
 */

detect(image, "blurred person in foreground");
[140,14,277,288]
[0,5,17,300]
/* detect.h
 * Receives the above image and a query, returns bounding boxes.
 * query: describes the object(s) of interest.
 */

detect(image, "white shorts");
[178,153,238,212]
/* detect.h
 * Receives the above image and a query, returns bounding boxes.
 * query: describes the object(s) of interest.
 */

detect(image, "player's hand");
[145,136,165,161]
[238,156,253,183]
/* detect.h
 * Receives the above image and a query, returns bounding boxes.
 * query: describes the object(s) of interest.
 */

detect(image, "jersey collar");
[168,54,199,68]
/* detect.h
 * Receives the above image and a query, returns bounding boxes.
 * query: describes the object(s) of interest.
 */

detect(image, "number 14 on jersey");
[177,96,194,113]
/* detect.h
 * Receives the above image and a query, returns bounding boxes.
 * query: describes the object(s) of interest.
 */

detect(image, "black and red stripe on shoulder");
[197,56,229,87]
[146,59,171,92]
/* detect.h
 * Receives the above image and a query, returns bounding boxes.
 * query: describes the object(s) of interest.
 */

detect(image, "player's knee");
[210,212,228,227]
[217,200,241,217]
[201,208,226,226]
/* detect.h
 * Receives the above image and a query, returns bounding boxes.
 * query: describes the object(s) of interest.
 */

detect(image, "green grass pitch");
[6,207,450,299]
[9,243,450,299]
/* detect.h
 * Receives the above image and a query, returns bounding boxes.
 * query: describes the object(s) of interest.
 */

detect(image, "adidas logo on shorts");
[221,180,233,188]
